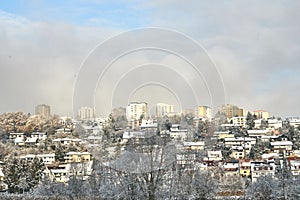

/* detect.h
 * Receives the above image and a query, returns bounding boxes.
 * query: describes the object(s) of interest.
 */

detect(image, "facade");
[239,160,251,177]
[183,141,205,150]
[250,160,276,182]
[78,107,95,120]
[218,104,241,119]
[35,104,51,117]
[194,106,212,119]
[287,117,300,127]
[126,102,148,120]
[253,110,270,119]
[230,116,246,128]
[156,103,174,117]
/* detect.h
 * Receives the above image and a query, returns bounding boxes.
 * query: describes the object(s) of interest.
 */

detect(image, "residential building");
[270,141,293,155]
[205,151,223,161]
[195,106,212,120]
[253,110,270,120]
[288,157,300,176]
[64,152,92,163]
[78,107,95,120]
[218,104,241,119]
[230,146,245,160]
[239,160,251,177]
[35,104,51,117]
[287,117,300,128]
[126,102,148,120]
[183,141,205,150]
[230,116,246,128]
[251,160,276,182]
[267,118,283,129]
[156,103,174,117]
[20,153,56,165]
[247,129,270,138]
[224,137,256,148]
[169,124,188,141]
[223,162,239,176]
[53,138,82,146]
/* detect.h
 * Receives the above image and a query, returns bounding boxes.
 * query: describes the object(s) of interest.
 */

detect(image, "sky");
[0,0,299,118]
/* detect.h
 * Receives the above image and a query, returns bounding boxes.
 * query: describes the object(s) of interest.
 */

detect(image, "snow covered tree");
[3,157,45,193]
[246,175,280,200]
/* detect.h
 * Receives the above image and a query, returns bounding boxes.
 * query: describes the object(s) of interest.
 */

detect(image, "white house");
[251,160,276,182]
[183,141,205,150]
[270,141,293,154]
[267,119,282,129]
[247,129,270,138]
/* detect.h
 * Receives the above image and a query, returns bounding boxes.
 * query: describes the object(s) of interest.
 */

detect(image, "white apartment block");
[156,103,174,117]
[78,107,95,120]
[126,102,148,120]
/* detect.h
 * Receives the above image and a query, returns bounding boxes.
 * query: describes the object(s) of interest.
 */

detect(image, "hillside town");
[0,103,300,199]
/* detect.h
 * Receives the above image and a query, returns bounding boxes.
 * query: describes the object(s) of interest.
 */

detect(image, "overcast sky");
[0,0,299,118]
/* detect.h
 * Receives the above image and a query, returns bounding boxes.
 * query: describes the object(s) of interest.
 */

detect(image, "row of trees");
[0,112,63,135]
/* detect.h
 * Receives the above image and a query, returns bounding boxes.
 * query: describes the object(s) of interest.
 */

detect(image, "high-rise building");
[78,107,95,120]
[156,103,174,117]
[126,102,148,120]
[35,104,51,117]
[195,106,212,119]
[218,104,241,119]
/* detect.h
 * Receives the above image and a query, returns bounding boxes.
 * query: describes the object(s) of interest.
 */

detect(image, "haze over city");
[1,0,300,117]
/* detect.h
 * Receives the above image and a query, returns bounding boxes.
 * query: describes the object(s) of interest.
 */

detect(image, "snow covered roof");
[14,137,24,143]
[25,137,38,143]
[247,129,269,134]
[183,141,205,146]
[270,141,293,146]
[0,169,4,177]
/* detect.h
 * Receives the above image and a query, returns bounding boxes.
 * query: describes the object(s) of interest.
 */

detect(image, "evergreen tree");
[246,112,255,130]
[3,157,45,193]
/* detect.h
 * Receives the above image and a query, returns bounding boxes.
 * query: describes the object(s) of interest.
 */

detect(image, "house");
[9,133,25,146]
[224,137,256,148]
[205,151,223,161]
[64,152,92,163]
[53,138,82,145]
[45,164,69,183]
[25,137,38,146]
[20,153,56,165]
[270,141,293,154]
[239,160,251,177]
[55,128,72,135]
[229,117,246,128]
[183,141,205,150]
[287,117,300,128]
[169,125,188,141]
[223,162,239,176]
[230,146,245,160]
[287,157,300,176]
[14,136,25,146]
[176,153,196,169]
[122,131,155,143]
[140,119,158,130]
[213,131,234,140]
[31,132,47,141]
[247,129,270,138]
[250,160,276,182]
[267,119,282,129]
